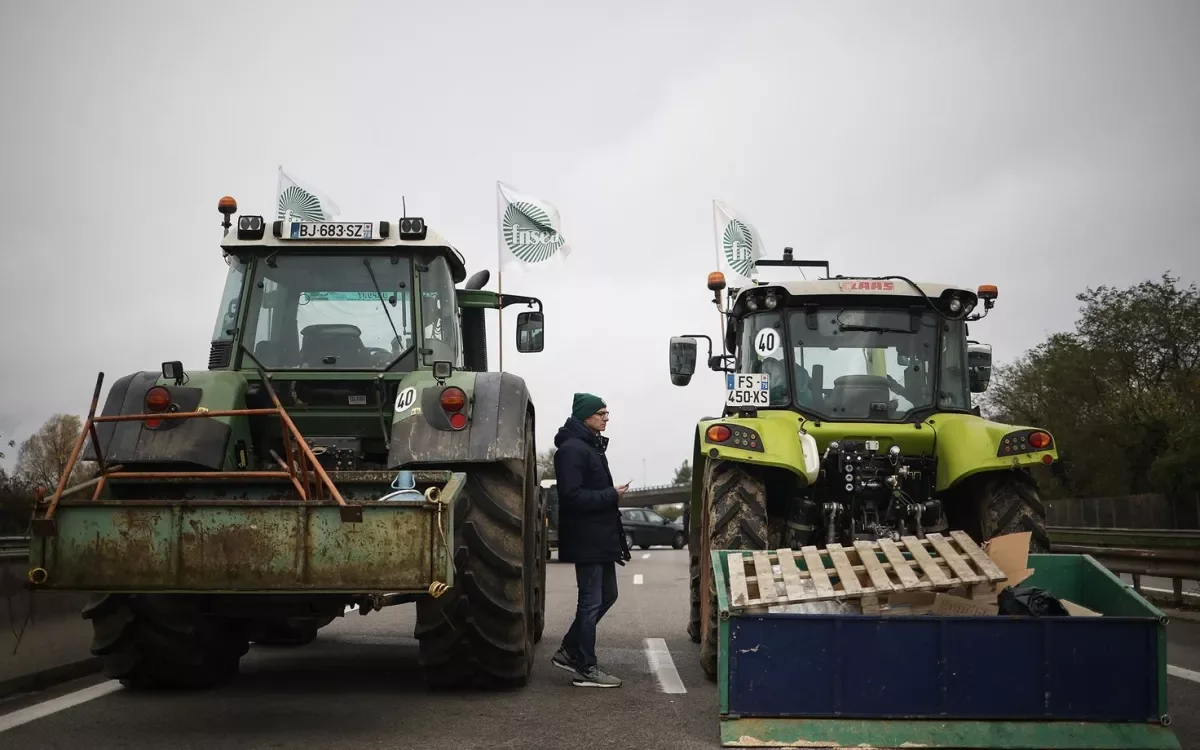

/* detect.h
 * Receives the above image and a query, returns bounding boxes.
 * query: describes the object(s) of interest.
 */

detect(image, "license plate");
[725,373,770,407]
[288,221,374,240]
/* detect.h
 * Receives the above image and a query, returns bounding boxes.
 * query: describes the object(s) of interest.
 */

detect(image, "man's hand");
[616,482,630,497]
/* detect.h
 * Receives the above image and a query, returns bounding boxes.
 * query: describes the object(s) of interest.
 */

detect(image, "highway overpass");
[619,483,689,508]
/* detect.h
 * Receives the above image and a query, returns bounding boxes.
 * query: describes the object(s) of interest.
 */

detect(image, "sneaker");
[572,665,622,688]
[551,646,579,674]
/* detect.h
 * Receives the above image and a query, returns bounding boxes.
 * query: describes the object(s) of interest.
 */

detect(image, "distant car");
[620,508,688,550]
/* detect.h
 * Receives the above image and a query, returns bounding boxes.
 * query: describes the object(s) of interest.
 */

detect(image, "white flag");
[277,167,341,222]
[713,200,766,285]
[497,181,571,270]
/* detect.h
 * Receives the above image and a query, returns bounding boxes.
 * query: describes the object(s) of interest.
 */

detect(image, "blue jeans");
[560,562,618,670]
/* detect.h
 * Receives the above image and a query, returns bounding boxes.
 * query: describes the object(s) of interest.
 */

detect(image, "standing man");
[550,393,631,688]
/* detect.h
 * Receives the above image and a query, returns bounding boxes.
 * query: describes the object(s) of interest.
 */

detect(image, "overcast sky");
[1,1,1197,483]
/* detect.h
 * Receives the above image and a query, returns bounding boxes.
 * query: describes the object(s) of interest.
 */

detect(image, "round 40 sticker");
[754,328,781,357]
[394,386,417,412]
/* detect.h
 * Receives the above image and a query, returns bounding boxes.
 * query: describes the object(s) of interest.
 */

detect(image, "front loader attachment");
[25,372,455,595]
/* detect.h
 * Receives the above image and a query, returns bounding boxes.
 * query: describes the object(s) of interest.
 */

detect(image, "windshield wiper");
[361,258,416,374]
[363,258,402,346]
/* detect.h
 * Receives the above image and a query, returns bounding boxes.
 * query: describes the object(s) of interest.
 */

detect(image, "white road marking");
[644,637,686,694]
[1168,664,1200,684]
[633,574,644,585]
[0,680,123,733]
[641,553,651,559]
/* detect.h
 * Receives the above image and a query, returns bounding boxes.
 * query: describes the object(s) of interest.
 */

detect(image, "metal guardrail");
[0,534,30,561]
[1048,526,1200,605]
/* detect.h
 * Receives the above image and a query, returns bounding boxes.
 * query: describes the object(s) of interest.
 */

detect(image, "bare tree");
[672,460,692,486]
[537,448,557,481]
[16,414,94,491]
[0,434,15,460]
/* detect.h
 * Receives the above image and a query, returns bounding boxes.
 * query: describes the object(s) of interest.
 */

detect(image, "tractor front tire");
[699,460,768,681]
[961,469,1050,553]
[414,416,542,689]
[84,594,249,690]
[687,548,702,643]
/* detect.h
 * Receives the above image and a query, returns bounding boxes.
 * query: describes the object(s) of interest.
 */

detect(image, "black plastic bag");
[997,585,1070,617]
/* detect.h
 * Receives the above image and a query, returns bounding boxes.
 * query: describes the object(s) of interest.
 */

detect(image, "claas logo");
[838,280,895,292]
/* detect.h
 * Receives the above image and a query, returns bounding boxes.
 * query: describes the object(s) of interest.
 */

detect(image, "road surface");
[1,549,1198,749]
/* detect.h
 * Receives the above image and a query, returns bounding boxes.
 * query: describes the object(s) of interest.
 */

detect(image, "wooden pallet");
[724,530,1009,615]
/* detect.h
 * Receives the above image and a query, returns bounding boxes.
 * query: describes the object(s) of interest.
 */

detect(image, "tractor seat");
[300,323,366,367]
[826,374,891,417]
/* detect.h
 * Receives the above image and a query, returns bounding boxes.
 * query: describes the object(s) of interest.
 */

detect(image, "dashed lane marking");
[644,637,686,694]
[0,681,123,733]
[641,553,651,559]
[633,574,644,585]
[1169,665,1200,684]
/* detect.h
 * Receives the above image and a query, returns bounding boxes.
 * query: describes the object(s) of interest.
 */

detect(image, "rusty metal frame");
[32,371,361,536]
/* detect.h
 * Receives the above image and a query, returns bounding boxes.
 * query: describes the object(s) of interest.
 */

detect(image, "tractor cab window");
[417,255,463,369]
[242,254,416,370]
[938,319,971,410]
[735,312,790,407]
[785,307,944,420]
[210,254,248,343]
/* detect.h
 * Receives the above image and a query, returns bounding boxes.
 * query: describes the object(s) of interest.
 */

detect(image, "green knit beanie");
[571,393,606,421]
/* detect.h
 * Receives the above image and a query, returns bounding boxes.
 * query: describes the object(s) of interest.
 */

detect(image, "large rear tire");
[958,469,1050,553]
[687,550,701,644]
[83,594,249,690]
[414,415,541,688]
[699,460,768,681]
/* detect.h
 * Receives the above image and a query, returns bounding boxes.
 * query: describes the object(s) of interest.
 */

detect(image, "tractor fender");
[387,371,534,467]
[82,370,244,471]
[931,413,1059,492]
[693,412,820,486]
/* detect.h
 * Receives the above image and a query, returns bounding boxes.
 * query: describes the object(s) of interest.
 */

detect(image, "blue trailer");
[710,546,1181,749]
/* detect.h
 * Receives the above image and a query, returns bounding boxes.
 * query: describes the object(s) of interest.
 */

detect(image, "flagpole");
[496,181,505,373]
[712,200,728,355]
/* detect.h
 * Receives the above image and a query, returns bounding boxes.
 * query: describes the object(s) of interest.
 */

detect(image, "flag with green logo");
[497,181,571,270]
[276,166,341,222]
[712,199,765,285]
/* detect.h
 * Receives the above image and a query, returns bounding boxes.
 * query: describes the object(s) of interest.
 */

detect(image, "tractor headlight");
[949,296,963,313]
[237,215,265,240]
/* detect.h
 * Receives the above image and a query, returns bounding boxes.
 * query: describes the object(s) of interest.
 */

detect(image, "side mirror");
[669,336,698,386]
[968,343,993,393]
[515,311,544,353]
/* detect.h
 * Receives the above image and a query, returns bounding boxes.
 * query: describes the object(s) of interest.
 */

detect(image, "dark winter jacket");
[553,417,628,564]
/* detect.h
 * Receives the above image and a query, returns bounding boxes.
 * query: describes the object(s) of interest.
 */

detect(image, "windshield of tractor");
[241,254,418,370]
[787,307,971,419]
[735,306,972,420]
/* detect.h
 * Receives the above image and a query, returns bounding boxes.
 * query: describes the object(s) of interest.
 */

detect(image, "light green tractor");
[667,250,1059,679]
[26,197,549,690]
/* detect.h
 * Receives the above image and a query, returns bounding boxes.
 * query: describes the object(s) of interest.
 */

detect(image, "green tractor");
[26,197,549,690]
[667,250,1059,680]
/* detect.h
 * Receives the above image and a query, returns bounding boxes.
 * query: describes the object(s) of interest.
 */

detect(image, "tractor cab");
[668,250,997,423]
[209,199,474,378]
